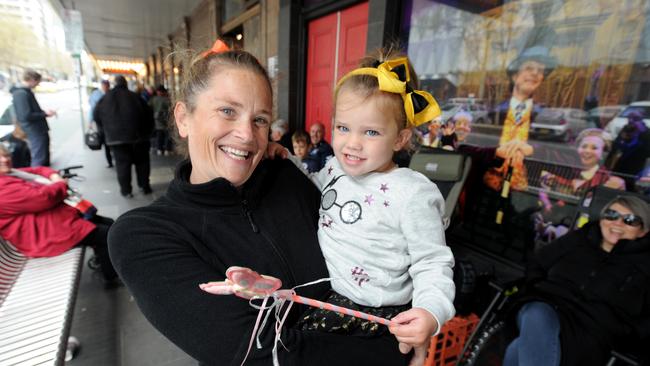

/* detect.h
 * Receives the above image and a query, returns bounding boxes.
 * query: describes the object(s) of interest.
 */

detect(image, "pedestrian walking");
[10,70,57,166]
[88,80,113,167]
[93,75,154,198]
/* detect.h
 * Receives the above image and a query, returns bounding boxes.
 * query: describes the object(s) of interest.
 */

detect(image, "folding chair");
[409,147,471,229]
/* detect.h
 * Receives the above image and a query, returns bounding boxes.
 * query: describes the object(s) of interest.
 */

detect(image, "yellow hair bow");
[335,57,441,127]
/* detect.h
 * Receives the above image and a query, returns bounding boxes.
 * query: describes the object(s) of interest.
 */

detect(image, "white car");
[530,108,588,142]
[605,101,650,137]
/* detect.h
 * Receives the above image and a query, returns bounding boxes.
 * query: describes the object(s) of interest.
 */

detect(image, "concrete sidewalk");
[61,133,195,365]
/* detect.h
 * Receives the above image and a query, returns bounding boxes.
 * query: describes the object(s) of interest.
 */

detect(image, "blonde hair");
[576,128,613,152]
[172,48,272,156]
[334,45,419,131]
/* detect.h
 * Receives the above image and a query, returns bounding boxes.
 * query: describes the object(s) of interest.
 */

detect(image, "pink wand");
[199,266,392,325]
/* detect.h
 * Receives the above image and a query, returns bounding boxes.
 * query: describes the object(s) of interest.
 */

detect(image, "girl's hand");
[49,173,67,185]
[389,308,437,359]
[266,142,289,159]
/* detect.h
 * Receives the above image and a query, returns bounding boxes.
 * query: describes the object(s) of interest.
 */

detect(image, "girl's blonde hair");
[333,45,419,131]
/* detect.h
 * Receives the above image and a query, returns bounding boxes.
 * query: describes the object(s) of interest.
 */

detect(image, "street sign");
[63,10,84,55]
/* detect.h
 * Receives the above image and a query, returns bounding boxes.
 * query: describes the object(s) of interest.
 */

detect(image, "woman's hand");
[389,307,438,366]
[266,142,289,159]
[496,140,533,167]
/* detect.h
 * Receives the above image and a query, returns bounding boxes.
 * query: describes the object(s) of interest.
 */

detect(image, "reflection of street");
[465,130,581,167]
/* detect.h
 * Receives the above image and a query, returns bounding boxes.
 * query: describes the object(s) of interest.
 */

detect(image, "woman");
[504,195,650,366]
[107,48,409,365]
[542,128,625,197]
[0,143,117,285]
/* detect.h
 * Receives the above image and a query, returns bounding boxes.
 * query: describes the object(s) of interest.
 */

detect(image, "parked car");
[605,101,650,137]
[530,108,588,142]
[586,105,626,129]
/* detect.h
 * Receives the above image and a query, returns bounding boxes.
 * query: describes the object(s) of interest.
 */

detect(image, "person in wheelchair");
[0,143,119,288]
[503,195,650,366]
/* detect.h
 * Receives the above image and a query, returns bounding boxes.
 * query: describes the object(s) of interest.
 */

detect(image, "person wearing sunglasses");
[504,195,650,366]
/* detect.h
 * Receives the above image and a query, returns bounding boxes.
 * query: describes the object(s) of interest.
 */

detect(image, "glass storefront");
[402,0,650,263]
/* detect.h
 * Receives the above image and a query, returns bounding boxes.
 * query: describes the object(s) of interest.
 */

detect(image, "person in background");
[504,195,650,366]
[606,111,650,191]
[291,129,319,173]
[308,121,334,170]
[542,128,625,197]
[270,118,293,153]
[453,111,472,145]
[0,143,118,288]
[88,80,113,167]
[107,46,410,365]
[93,75,154,198]
[10,70,57,166]
[148,85,172,156]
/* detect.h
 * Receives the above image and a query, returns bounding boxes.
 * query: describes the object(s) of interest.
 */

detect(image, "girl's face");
[174,68,272,186]
[577,135,605,168]
[600,202,649,251]
[0,151,11,174]
[332,89,411,177]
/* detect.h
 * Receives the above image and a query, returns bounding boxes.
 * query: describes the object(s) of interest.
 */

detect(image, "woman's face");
[0,151,12,174]
[577,135,605,169]
[174,68,272,186]
[600,202,649,250]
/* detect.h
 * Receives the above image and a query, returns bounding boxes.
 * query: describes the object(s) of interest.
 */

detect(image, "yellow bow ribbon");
[335,57,441,127]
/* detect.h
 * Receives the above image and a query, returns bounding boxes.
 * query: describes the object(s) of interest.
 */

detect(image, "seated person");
[541,128,624,197]
[0,143,118,287]
[308,122,334,170]
[292,129,319,173]
[504,195,650,366]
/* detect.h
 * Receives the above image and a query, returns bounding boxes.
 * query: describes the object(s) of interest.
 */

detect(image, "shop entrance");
[304,2,368,142]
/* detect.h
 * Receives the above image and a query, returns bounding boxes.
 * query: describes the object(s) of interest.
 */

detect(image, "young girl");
[288,49,456,365]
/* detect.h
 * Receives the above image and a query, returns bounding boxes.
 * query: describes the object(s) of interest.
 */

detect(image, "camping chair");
[409,147,471,229]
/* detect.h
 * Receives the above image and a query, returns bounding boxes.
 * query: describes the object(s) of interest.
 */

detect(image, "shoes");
[107,164,113,168]
[157,150,163,156]
[140,186,153,195]
[121,192,134,198]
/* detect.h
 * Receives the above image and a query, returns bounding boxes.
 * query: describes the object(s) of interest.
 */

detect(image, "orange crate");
[425,314,480,366]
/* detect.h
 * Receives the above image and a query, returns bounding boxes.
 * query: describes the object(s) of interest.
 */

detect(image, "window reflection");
[403,0,650,261]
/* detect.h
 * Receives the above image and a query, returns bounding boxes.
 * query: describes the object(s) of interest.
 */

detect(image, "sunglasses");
[602,209,643,227]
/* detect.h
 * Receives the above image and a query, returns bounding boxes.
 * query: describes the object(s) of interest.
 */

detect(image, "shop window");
[402,0,650,264]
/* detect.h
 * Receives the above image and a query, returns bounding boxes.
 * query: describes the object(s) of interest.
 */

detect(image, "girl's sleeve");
[401,178,456,334]
[0,180,67,214]
[108,211,407,366]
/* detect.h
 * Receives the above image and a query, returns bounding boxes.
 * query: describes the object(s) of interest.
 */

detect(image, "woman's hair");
[576,128,612,152]
[333,44,418,131]
[601,195,650,229]
[171,48,272,156]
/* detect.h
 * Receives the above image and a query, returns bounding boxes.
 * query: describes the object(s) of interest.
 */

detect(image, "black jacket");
[93,85,154,145]
[10,86,48,134]
[524,222,650,365]
[108,159,408,365]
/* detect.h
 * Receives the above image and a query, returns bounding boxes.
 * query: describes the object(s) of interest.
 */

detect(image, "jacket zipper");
[241,198,297,287]
[241,199,259,233]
